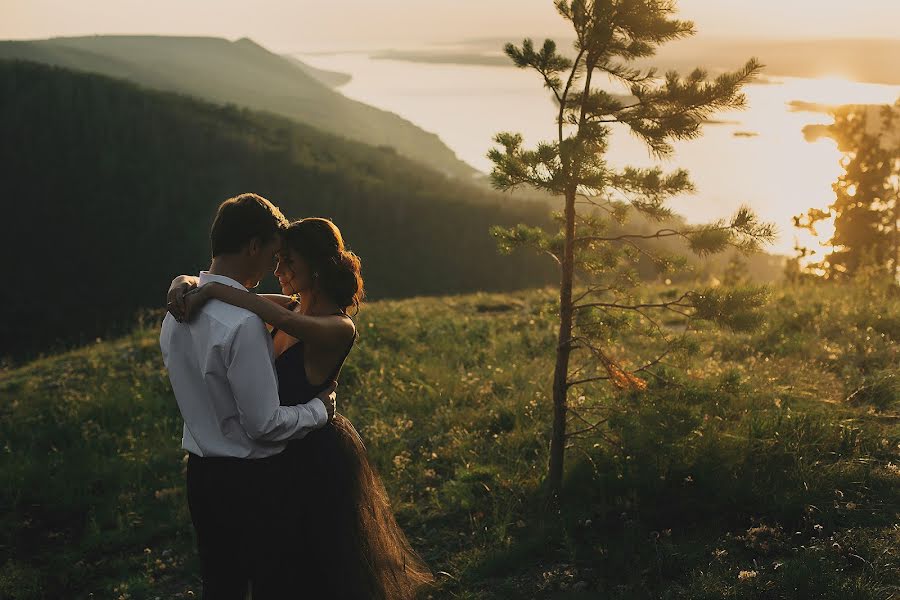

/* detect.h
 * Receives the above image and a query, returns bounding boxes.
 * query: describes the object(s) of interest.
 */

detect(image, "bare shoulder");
[328,313,357,345]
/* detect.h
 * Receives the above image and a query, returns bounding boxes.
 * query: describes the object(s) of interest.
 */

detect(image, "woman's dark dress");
[271,312,363,598]
[270,309,432,600]
[274,332,351,406]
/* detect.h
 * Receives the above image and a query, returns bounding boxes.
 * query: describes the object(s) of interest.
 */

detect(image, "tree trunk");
[548,186,577,498]
[893,189,899,284]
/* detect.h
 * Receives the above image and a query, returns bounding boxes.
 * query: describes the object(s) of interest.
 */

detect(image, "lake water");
[301,52,900,255]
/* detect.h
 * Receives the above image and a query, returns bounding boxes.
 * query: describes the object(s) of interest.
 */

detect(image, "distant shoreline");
[317,38,900,87]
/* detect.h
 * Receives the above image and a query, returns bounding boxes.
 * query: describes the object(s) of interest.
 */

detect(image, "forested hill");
[0,35,478,179]
[0,60,555,359]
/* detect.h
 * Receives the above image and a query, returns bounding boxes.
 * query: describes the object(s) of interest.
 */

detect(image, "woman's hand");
[317,384,337,422]
[166,276,198,322]
[180,284,216,322]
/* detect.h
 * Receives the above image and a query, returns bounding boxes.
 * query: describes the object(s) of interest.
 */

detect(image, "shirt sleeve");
[225,316,328,442]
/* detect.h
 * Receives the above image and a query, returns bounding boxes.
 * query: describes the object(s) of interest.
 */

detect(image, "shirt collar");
[199,271,249,291]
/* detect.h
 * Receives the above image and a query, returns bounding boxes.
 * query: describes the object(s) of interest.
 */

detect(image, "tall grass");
[0,283,897,598]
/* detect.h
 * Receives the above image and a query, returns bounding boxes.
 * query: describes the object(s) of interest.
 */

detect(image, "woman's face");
[274,244,314,296]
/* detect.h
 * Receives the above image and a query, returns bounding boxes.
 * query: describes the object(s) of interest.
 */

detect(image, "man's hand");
[317,384,337,423]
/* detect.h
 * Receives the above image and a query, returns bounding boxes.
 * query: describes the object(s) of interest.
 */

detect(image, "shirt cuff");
[307,398,329,427]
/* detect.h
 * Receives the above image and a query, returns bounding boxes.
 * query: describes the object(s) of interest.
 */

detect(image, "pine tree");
[488,0,775,497]
[795,102,900,282]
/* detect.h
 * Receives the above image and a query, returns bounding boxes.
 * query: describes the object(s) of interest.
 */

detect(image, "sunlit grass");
[1,282,898,598]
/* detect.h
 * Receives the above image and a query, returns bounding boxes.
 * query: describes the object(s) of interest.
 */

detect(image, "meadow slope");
[1,283,898,599]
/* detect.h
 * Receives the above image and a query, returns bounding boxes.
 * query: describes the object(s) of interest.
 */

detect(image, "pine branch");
[572,285,614,304]
[579,340,649,390]
[599,58,764,158]
[575,228,683,243]
[567,375,611,388]
[566,408,611,437]
[505,38,573,104]
[574,291,694,313]
[633,345,678,375]
[631,306,672,340]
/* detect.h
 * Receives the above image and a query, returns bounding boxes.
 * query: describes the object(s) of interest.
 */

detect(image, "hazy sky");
[3,0,900,52]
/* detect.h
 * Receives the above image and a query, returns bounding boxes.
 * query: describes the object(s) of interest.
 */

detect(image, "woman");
[169,218,432,599]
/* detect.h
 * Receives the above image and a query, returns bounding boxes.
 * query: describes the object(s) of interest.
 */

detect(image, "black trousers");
[186,452,295,600]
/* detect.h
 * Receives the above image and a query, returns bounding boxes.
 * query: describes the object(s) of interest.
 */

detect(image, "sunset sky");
[3,0,900,52]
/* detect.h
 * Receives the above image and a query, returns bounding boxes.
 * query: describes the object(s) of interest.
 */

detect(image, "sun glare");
[792,75,900,107]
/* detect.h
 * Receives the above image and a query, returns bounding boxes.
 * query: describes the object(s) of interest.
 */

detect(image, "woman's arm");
[191,283,354,349]
[259,294,296,308]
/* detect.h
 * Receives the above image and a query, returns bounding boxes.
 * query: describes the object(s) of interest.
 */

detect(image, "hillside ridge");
[0,34,479,179]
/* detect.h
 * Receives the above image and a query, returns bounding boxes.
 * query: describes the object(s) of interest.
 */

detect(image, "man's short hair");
[210,193,289,257]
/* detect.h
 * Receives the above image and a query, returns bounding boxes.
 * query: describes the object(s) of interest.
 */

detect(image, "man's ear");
[246,237,261,256]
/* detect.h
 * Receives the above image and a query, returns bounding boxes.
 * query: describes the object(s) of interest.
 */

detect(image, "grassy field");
[1,282,898,599]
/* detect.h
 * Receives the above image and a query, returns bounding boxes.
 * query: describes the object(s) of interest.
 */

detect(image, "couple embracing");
[160,193,431,599]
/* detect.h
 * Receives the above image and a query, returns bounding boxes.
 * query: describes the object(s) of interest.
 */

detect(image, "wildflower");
[738,570,758,580]
[392,451,412,472]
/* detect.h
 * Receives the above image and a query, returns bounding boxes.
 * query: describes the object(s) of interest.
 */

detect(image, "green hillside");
[1,283,897,598]
[0,35,478,179]
[0,60,555,358]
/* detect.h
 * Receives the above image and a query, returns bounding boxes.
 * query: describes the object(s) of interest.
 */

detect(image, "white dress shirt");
[160,272,328,458]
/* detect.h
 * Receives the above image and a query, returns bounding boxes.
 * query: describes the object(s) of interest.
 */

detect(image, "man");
[160,193,334,599]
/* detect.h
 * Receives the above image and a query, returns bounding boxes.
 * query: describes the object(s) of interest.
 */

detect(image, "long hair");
[282,218,365,314]
[295,415,434,599]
